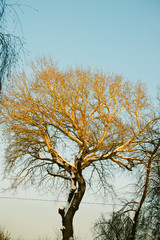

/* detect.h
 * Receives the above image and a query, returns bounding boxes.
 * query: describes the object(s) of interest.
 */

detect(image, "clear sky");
[0,0,160,239]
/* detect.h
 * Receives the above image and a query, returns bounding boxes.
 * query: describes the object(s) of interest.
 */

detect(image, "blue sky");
[0,0,160,239]
[18,0,160,97]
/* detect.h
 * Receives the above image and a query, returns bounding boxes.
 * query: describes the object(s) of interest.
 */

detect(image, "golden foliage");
[0,57,156,188]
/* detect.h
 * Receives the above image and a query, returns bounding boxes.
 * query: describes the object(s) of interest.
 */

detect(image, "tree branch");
[110,157,132,171]
[47,170,71,181]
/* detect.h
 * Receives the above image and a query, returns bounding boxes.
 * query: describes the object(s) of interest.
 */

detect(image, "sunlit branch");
[115,154,140,162]
[121,209,137,214]
[110,157,132,171]
[115,118,160,152]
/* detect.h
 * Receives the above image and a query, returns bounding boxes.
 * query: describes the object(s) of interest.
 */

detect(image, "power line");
[0,196,123,206]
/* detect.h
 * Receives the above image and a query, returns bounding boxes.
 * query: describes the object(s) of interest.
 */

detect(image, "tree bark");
[59,172,86,240]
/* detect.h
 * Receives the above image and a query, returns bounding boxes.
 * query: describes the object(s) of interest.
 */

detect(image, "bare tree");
[93,213,132,240]
[0,0,27,93]
[94,122,160,240]
[0,57,158,240]
[122,124,160,240]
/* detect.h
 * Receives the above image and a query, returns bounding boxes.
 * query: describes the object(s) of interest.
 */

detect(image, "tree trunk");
[129,155,153,240]
[129,208,141,240]
[59,172,86,240]
[61,213,74,240]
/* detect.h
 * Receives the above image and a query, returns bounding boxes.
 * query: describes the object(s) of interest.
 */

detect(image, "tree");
[130,138,159,239]
[0,57,158,240]
[119,122,160,240]
[93,213,132,240]
[93,122,160,240]
[0,0,27,93]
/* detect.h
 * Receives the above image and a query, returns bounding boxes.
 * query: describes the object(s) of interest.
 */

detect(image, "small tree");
[0,57,158,240]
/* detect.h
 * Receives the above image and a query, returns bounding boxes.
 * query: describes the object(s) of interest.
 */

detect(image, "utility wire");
[0,196,123,206]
